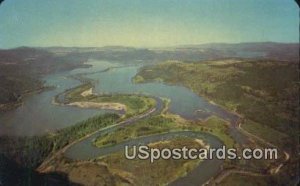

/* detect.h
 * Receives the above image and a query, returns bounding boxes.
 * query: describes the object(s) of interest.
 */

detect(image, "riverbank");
[94,115,181,148]
[54,79,156,118]
[133,59,298,185]
[37,92,163,173]
[0,47,93,113]
[134,59,298,133]
[68,101,127,111]
[0,85,53,112]
[0,113,120,185]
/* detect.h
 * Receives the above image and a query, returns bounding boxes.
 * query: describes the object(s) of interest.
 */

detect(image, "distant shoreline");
[0,86,53,112]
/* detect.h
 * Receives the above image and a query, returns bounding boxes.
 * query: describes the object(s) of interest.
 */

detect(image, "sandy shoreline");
[68,101,126,111]
[80,88,93,97]
[194,138,210,149]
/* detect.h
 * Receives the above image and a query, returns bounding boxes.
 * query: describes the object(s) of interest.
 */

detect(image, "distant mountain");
[39,42,299,62]
[172,42,299,61]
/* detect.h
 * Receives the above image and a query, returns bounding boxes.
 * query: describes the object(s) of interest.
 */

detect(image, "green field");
[91,94,156,117]
[134,59,299,140]
[94,115,181,147]
[99,137,204,185]
[194,116,236,148]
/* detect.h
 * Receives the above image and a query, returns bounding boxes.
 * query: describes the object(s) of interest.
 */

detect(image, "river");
[0,59,245,185]
[0,59,241,137]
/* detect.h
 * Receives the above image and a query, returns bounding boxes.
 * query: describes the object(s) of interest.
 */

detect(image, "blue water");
[89,65,239,123]
[0,60,241,139]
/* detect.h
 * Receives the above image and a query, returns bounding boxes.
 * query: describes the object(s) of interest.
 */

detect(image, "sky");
[0,0,298,48]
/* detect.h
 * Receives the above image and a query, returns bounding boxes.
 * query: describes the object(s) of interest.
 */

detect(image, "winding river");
[0,61,119,136]
[0,59,247,185]
[65,130,224,186]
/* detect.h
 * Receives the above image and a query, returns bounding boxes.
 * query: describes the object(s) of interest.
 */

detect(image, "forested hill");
[0,42,298,110]
[0,47,89,109]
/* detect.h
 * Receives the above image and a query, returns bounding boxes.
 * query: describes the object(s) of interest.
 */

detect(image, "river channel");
[0,59,246,185]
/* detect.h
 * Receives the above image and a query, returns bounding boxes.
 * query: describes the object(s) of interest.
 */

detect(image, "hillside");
[0,47,89,110]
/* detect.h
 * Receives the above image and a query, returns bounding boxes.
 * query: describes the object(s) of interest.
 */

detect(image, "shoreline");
[134,77,244,120]
[134,77,290,185]
[68,101,127,111]
[37,100,159,173]
[0,86,53,112]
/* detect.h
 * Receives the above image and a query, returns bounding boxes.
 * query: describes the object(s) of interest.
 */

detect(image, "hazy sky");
[0,0,298,48]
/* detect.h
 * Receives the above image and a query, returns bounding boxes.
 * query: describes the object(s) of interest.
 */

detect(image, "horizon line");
[1,41,299,50]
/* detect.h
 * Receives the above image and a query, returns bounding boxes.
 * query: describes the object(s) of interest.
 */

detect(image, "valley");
[0,43,298,185]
